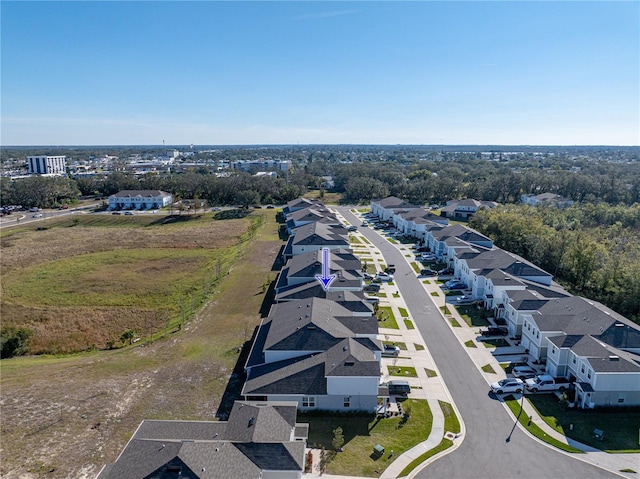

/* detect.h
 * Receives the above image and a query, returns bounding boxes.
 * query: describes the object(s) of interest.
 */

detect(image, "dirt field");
[0,210,283,478]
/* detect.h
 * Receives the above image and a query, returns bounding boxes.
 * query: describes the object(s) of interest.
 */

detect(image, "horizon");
[2,1,639,146]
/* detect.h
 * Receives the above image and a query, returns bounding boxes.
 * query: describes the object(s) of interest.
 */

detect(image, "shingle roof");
[372,196,419,209]
[289,222,349,247]
[98,401,305,479]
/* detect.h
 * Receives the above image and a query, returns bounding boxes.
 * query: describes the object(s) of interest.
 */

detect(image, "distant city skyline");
[2,1,639,146]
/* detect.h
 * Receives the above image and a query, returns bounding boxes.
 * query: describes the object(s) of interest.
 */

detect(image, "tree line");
[469,204,640,324]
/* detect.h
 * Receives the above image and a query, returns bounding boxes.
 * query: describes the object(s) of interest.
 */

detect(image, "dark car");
[112,211,122,215]
[438,268,454,275]
[385,264,396,274]
[480,326,509,336]
[447,283,466,290]
[420,269,437,276]
[363,284,381,293]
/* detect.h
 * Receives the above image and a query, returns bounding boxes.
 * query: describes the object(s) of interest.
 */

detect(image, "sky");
[1,1,639,146]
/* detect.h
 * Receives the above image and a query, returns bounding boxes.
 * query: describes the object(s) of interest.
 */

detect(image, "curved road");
[337,207,618,479]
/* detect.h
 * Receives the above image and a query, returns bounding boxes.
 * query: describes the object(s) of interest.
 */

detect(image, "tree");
[120,329,136,345]
[332,427,344,451]
[0,326,32,358]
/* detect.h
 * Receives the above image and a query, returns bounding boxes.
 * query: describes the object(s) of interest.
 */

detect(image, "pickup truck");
[524,374,570,393]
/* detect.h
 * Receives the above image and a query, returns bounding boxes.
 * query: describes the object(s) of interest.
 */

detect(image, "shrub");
[0,326,32,358]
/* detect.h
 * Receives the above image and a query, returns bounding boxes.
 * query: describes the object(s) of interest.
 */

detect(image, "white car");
[490,378,524,394]
[456,295,475,305]
[375,272,394,281]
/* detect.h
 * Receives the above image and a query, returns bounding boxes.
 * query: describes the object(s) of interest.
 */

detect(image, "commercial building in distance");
[27,155,67,175]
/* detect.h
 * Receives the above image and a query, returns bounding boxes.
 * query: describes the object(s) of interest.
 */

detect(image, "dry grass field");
[1,214,249,354]
[0,210,283,478]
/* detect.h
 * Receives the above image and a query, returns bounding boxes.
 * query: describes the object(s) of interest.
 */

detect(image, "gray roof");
[97,401,305,479]
[549,335,640,373]
[263,298,376,352]
[485,270,525,287]
[284,197,322,213]
[243,338,380,396]
[372,196,419,209]
[289,222,350,247]
[464,249,551,279]
[275,285,374,313]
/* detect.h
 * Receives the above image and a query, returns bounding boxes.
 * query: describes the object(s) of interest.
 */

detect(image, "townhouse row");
[241,197,385,413]
[372,196,640,409]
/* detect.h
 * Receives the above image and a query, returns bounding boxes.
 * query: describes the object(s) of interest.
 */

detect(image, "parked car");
[447,283,467,290]
[385,380,411,396]
[363,284,381,293]
[29,207,41,212]
[375,272,394,281]
[420,269,437,276]
[490,378,524,394]
[455,295,475,305]
[479,326,509,336]
[112,211,122,215]
[347,225,358,232]
[512,366,538,381]
[385,264,396,274]
[525,375,570,393]
[421,253,437,261]
[382,345,400,357]
[445,279,464,287]
[59,205,69,210]
[438,268,454,275]
[32,213,43,218]
[363,272,374,280]
[124,211,134,215]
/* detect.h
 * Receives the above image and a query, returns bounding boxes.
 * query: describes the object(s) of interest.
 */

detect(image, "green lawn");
[362,237,371,244]
[350,236,362,244]
[387,238,398,244]
[414,343,425,351]
[424,368,438,378]
[464,340,477,348]
[377,307,399,329]
[410,262,421,274]
[456,306,490,327]
[404,319,415,330]
[398,307,409,318]
[449,318,461,327]
[303,400,433,477]
[398,401,460,477]
[481,364,497,374]
[527,394,640,452]
[483,338,510,348]
[430,291,439,297]
[503,396,582,453]
[388,366,418,378]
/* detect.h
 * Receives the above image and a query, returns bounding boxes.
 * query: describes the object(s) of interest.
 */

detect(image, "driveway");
[337,206,618,479]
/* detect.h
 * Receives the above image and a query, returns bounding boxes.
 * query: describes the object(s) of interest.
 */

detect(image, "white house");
[370,196,420,221]
[108,190,173,210]
[439,199,497,220]
[521,193,573,208]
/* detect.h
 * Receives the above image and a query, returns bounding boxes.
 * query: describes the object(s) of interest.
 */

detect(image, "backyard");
[527,394,640,452]
[302,399,433,477]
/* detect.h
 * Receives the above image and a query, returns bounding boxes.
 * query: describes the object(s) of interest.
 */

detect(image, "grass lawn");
[404,319,415,330]
[377,293,388,298]
[481,364,497,374]
[444,290,464,296]
[303,399,432,477]
[362,237,371,244]
[388,366,418,377]
[398,401,460,477]
[503,396,582,453]
[449,318,461,327]
[430,291,439,297]
[456,306,490,327]
[483,338,510,348]
[414,343,425,351]
[387,238,398,244]
[439,305,451,315]
[350,236,362,244]
[464,340,477,348]
[527,394,640,452]
[377,307,399,329]
[424,368,438,378]
[398,307,409,318]
[410,262,421,274]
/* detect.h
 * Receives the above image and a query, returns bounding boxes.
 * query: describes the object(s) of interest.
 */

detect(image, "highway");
[337,206,617,479]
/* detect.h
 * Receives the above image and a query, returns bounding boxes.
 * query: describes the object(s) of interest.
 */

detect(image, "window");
[587,370,592,379]
[618,397,625,404]
[552,346,556,354]
[302,396,315,408]
[581,365,585,374]
[572,356,576,364]
[343,397,351,408]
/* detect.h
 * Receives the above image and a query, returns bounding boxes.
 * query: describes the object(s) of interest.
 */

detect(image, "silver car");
[490,378,524,394]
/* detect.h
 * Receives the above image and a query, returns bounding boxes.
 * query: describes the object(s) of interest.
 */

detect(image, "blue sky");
[2,1,639,146]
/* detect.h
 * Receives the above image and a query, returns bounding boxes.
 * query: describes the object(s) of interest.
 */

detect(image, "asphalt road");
[337,207,617,479]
